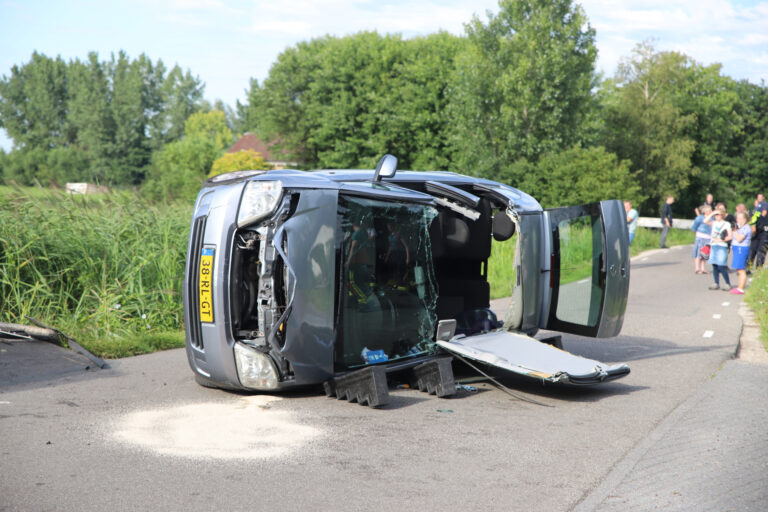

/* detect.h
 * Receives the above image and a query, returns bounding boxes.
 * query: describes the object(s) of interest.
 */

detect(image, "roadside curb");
[736,302,768,364]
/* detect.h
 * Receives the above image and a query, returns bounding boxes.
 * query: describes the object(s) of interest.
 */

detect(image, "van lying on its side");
[182,155,630,404]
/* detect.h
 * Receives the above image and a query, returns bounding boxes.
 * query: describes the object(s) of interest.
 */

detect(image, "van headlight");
[234,342,279,390]
[237,181,283,227]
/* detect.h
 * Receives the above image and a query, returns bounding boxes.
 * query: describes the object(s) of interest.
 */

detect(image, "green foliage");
[142,135,218,203]
[0,187,190,357]
[244,31,463,170]
[142,110,232,202]
[0,51,204,186]
[184,110,234,153]
[519,146,641,208]
[0,52,70,151]
[449,0,597,180]
[684,79,768,210]
[600,43,698,213]
[209,150,270,178]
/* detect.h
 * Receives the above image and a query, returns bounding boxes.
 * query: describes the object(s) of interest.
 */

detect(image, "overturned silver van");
[182,155,630,404]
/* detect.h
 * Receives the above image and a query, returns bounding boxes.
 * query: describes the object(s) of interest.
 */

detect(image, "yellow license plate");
[199,247,215,323]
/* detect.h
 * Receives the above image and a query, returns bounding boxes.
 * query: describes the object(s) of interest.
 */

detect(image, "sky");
[1,0,767,151]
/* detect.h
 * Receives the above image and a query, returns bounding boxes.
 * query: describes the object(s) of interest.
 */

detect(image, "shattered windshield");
[336,195,438,369]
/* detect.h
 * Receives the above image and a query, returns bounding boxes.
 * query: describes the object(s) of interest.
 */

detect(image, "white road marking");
[703,330,714,338]
[577,278,589,284]
[0,401,10,405]
[713,314,721,319]
[721,302,730,307]
[641,257,648,261]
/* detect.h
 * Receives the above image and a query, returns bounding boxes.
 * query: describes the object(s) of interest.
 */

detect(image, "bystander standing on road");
[625,200,638,245]
[717,202,737,229]
[756,193,767,212]
[691,204,712,274]
[707,210,732,291]
[750,194,768,268]
[660,196,674,249]
[694,193,715,216]
[730,211,751,295]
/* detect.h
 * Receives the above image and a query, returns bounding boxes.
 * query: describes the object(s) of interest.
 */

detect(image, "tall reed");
[0,186,192,357]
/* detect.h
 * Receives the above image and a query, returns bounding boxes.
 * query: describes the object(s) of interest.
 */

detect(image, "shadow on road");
[630,261,682,270]
[561,334,734,364]
[0,339,105,391]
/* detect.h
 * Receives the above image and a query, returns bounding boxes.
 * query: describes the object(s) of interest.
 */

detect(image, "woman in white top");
[706,209,732,290]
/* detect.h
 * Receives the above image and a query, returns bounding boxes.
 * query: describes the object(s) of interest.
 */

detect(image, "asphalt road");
[1,245,765,512]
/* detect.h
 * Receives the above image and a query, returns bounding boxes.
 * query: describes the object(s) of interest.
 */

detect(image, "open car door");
[437,200,630,385]
[541,199,630,338]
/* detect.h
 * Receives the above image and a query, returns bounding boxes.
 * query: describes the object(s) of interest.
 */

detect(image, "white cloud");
[245,0,485,38]
[741,33,768,45]
[580,0,768,81]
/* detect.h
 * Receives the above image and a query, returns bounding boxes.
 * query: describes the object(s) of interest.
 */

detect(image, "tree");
[183,110,233,153]
[449,0,598,181]
[519,146,641,208]
[148,64,205,149]
[600,42,697,214]
[67,53,113,181]
[0,51,205,186]
[242,31,463,170]
[142,110,232,202]
[735,81,768,198]
[667,63,746,211]
[0,52,70,151]
[209,150,271,178]
[141,136,218,203]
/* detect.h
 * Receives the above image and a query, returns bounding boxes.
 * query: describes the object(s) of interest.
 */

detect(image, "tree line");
[2,0,766,215]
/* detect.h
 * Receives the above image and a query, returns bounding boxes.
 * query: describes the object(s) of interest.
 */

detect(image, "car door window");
[553,212,604,327]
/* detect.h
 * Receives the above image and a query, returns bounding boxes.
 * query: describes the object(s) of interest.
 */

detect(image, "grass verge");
[745,267,768,352]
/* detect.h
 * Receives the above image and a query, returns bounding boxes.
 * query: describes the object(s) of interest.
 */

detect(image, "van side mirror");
[373,154,397,182]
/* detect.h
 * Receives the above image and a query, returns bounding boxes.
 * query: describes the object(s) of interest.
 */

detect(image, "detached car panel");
[437,332,630,385]
[182,163,630,392]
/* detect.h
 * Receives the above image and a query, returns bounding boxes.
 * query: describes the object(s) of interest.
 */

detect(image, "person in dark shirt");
[660,195,674,248]
[695,193,715,216]
[756,193,768,214]
[751,209,768,268]
[716,202,737,229]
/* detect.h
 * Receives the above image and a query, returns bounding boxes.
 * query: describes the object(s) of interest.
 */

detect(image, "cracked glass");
[336,195,438,368]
